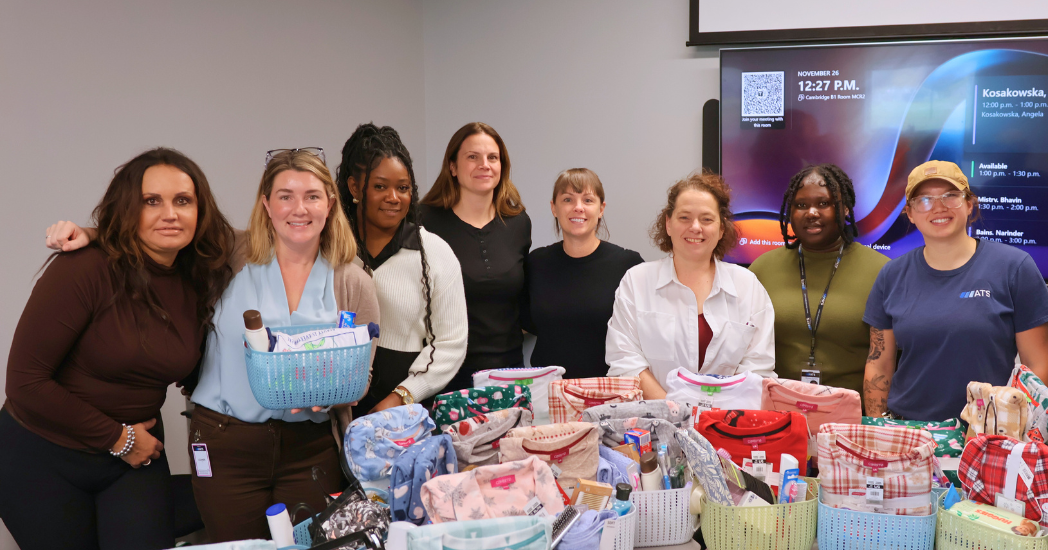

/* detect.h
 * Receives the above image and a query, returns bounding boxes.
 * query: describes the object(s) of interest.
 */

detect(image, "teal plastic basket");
[292,517,312,547]
[817,488,937,550]
[243,323,371,410]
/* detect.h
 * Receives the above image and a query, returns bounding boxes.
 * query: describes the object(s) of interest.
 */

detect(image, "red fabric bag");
[959,434,1048,526]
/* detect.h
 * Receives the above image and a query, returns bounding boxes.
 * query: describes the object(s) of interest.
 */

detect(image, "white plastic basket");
[630,487,698,547]
[610,505,639,550]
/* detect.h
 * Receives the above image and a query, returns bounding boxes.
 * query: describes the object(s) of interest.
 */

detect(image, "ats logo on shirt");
[960,290,991,299]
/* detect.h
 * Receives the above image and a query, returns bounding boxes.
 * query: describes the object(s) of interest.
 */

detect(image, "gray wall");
[0,1,424,547]
[1,1,721,547]
[422,0,718,260]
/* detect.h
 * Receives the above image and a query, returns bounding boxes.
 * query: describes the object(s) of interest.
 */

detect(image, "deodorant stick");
[244,310,270,352]
[265,503,295,547]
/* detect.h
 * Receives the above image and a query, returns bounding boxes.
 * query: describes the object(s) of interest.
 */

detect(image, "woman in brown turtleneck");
[0,148,234,550]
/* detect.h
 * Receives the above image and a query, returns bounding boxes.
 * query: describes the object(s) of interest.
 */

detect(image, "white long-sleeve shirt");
[366,228,468,400]
[605,256,776,387]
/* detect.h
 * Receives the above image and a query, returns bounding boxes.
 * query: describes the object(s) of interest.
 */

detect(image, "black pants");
[0,408,174,550]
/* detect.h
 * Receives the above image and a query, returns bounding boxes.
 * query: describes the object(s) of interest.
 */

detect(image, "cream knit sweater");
[364,227,468,401]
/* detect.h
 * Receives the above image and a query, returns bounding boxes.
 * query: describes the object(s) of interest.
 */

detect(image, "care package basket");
[936,491,1048,550]
[700,478,819,550]
[817,487,937,550]
[630,487,698,547]
[244,323,371,410]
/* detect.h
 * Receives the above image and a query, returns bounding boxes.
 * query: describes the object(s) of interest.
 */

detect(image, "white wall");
[0,1,424,547]
[422,0,719,260]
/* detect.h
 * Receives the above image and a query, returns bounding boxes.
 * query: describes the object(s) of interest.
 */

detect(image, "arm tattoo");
[867,328,885,362]
[863,374,891,416]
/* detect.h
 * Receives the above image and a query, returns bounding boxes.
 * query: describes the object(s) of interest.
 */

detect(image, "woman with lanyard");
[750,164,888,396]
[335,123,468,414]
[420,122,531,392]
[863,160,1048,420]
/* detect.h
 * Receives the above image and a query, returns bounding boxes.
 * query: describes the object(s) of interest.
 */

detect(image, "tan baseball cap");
[906,160,970,200]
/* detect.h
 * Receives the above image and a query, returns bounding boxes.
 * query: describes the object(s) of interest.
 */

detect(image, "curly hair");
[92,147,234,331]
[778,164,858,249]
[336,123,437,375]
[650,171,738,260]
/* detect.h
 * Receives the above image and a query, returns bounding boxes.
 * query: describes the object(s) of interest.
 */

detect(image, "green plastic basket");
[936,491,1048,550]
[700,478,818,550]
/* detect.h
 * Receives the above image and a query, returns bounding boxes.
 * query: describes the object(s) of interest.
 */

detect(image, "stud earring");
[353,198,359,204]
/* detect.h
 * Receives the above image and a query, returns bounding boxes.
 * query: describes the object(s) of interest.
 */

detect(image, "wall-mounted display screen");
[721,38,1048,275]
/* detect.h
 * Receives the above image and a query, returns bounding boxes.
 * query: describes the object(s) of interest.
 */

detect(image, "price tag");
[751,451,768,479]
[525,496,549,517]
[1020,461,1035,488]
[598,518,618,550]
[996,493,1027,516]
[550,463,563,479]
[866,477,884,503]
[694,397,715,414]
[800,369,821,385]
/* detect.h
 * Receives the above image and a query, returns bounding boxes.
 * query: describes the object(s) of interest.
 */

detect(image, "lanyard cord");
[799,243,845,367]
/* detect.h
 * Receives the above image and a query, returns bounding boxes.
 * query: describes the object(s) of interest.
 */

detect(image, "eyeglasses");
[908,191,967,213]
[264,147,325,167]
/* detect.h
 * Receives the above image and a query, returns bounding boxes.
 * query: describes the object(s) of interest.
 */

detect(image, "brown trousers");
[189,405,344,542]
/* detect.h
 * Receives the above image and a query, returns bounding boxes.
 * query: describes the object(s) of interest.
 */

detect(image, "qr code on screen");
[741,71,784,117]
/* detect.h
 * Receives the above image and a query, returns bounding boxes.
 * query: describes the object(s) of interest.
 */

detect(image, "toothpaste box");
[624,429,652,455]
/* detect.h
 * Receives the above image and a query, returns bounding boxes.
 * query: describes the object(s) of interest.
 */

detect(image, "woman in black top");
[421,122,530,392]
[523,169,644,379]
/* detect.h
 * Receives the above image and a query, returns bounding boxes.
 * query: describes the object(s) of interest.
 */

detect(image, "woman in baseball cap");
[862,160,1048,421]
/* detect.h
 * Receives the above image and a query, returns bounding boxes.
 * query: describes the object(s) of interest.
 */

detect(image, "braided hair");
[778,164,858,249]
[336,123,437,374]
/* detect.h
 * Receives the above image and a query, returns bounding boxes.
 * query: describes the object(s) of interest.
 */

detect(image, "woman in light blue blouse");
[187,149,379,541]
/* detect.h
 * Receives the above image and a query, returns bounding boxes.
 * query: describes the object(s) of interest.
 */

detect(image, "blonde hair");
[247,150,357,266]
[421,122,525,218]
[551,168,609,240]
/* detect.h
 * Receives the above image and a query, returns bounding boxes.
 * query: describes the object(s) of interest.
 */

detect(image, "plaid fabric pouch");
[960,434,1048,526]
[1009,364,1048,443]
[861,416,967,457]
[431,384,532,432]
[817,423,937,516]
[960,382,1028,440]
[548,377,642,424]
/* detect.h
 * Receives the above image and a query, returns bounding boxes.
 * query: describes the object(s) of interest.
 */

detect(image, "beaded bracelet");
[110,424,135,458]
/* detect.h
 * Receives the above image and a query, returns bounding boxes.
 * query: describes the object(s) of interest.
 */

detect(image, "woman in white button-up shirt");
[606,173,776,398]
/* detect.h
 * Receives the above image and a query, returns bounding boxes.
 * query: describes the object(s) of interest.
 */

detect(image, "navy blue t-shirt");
[863,239,1048,421]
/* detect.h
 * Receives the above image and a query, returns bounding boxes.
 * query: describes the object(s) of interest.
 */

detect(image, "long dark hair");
[336,124,436,374]
[778,164,858,249]
[92,147,234,330]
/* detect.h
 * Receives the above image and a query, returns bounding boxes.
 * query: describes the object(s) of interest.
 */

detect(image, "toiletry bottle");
[777,453,800,504]
[244,310,270,352]
[265,503,295,547]
[610,483,633,516]
[640,451,663,491]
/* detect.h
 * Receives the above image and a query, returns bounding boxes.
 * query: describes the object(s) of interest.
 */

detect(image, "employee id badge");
[800,368,821,385]
[192,443,213,478]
